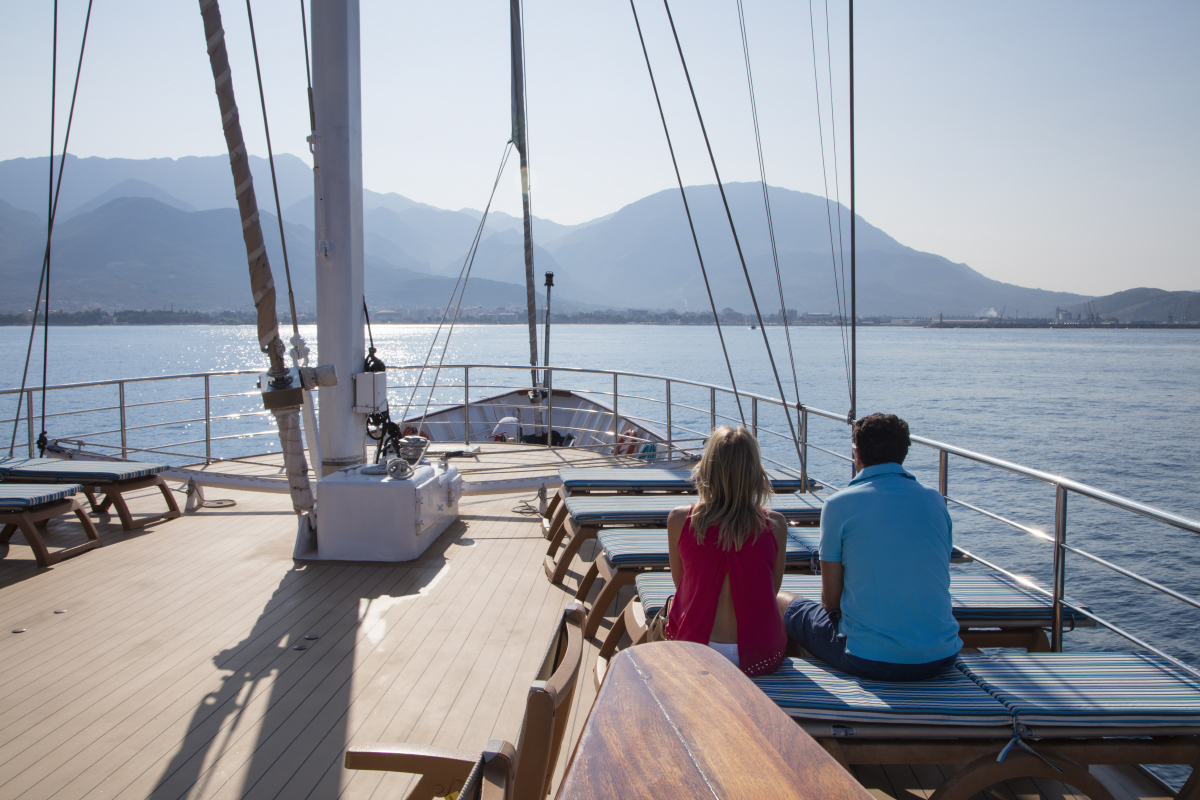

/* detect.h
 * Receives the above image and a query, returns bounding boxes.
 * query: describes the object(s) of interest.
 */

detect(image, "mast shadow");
[147,522,467,799]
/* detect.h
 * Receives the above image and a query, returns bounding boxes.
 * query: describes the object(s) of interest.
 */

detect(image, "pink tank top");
[665,506,786,676]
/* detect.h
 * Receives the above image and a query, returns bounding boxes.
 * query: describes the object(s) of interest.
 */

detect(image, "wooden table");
[556,642,872,799]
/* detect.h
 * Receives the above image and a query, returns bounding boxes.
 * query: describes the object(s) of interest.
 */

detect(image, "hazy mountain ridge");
[1066,288,1200,323]
[0,154,1150,319]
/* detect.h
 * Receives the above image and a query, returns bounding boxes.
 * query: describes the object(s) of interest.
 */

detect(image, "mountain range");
[2,153,1181,320]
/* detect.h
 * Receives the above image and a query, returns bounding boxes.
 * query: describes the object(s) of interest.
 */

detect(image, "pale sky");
[2,0,1197,296]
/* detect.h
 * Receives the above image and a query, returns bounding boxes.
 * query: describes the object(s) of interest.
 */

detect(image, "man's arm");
[820,560,844,613]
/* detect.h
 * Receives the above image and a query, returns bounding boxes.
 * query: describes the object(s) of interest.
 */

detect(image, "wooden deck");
[0,447,1177,799]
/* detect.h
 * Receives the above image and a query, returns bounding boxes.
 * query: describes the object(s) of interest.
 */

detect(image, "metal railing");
[1,369,266,464]
[5,361,1200,675]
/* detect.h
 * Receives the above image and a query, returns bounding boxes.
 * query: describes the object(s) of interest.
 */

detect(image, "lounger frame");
[81,474,181,530]
[0,496,102,567]
[811,728,1200,800]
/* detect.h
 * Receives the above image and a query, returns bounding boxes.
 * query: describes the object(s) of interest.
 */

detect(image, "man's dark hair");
[852,413,910,467]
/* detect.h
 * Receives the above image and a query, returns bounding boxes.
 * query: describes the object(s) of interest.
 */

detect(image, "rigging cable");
[627,0,745,426]
[416,143,517,435]
[660,0,802,452]
[825,0,854,414]
[734,0,805,466]
[393,142,515,429]
[806,0,853,405]
[8,0,95,458]
[245,0,302,344]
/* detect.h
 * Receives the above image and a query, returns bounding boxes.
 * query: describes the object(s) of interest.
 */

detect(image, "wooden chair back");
[508,602,585,800]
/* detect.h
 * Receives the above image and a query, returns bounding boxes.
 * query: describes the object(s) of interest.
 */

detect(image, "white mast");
[311,0,367,475]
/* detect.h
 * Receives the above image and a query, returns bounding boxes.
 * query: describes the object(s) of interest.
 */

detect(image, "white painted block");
[317,463,462,561]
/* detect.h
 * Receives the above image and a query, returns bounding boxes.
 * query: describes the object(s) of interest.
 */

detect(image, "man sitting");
[777,413,961,681]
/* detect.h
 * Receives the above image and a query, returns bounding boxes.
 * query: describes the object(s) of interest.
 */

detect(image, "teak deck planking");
[0,447,1179,799]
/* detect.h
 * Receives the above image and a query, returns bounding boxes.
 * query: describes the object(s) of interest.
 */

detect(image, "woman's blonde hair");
[688,426,773,550]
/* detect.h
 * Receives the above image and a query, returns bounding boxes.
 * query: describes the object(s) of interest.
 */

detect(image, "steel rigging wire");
[807,0,854,408]
[245,0,302,342]
[389,141,516,433]
[627,0,746,427]
[734,0,805,464]
[658,0,803,457]
[9,0,95,458]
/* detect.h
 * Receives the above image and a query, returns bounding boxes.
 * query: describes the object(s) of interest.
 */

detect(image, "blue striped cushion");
[559,467,810,492]
[958,653,1200,726]
[597,528,814,567]
[790,526,969,564]
[0,483,81,509]
[564,493,823,525]
[634,573,1079,627]
[0,457,166,483]
[753,657,1011,726]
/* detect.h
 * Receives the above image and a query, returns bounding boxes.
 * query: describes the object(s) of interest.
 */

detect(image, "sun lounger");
[595,573,1092,685]
[753,652,1200,800]
[576,528,974,639]
[543,492,824,585]
[0,483,102,567]
[541,466,815,539]
[345,604,585,800]
[572,527,818,638]
[0,457,180,531]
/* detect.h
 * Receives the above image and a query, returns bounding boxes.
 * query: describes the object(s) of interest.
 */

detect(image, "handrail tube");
[910,434,1200,536]
[1059,601,1200,681]
[1052,485,1068,652]
[463,367,470,446]
[612,374,618,443]
[546,368,554,448]
[119,382,127,459]
[0,368,261,394]
[665,380,672,456]
[1059,542,1200,612]
[946,495,1053,543]
[205,375,212,465]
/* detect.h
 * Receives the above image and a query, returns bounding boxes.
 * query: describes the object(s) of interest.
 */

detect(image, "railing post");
[546,368,553,448]
[26,389,35,457]
[751,397,758,438]
[938,449,949,498]
[202,377,212,464]
[119,382,128,460]
[612,373,619,445]
[799,404,808,491]
[709,387,716,432]
[665,379,672,459]
[463,367,471,445]
[1051,484,1069,652]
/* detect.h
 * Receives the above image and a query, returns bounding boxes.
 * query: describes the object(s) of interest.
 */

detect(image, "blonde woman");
[664,426,788,676]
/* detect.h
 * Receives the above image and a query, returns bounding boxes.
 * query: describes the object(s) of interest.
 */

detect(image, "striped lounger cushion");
[559,467,810,493]
[784,527,970,564]
[564,493,824,525]
[633,573,1076,626]
[598,528,815,567]
[958,652,1200,727]
[0,483,82,509]
[0,457,167,483]
[754,657,1012,726]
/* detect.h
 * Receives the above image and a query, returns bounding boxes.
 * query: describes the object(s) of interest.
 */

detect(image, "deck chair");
[595,573,1092,687]
[573,527,817,638]
[543,492,824,586]
[753,652,1200,800]
[577,528,973,640]
[345,604,585,800]
[0,457,180,531]
[0,483,101,567]
[541,467,814,539]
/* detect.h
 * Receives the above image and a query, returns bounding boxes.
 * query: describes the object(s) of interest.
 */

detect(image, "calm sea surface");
[3,324,1200,681]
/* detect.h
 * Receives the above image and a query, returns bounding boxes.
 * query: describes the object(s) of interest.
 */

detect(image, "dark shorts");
[783,598,958,682]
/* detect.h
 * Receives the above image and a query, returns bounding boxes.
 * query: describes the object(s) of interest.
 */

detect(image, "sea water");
[3,324,1200,698]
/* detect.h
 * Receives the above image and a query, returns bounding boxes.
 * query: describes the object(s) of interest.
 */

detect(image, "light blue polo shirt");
[820,462,962,664]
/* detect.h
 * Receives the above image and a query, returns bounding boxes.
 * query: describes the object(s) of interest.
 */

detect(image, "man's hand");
[820,560,844,614]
